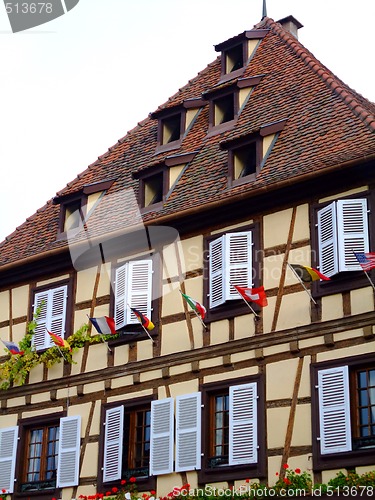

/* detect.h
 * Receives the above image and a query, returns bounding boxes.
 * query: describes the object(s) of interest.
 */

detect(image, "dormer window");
[135,166,167,211]
[233,142,258,179]
[144,172,164,206]
[225,44,244,74]
[214,93,235,126]
[64,198,84,231]
[154,109,186,152]
[161,114,182,145]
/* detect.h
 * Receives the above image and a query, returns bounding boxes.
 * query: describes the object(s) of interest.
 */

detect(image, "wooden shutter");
[229,382,258,465]
[150,398,174,476]
[175,393,201,472]
[114,263,128,329]
[127,260,153,325]
[33,290,50,350]
[103,406,124,483]
[33,285,68,350]
[226,232,252,301]
[317,366,352,454]
[337,199,369,271]
[57,416,81,487]
[209,236,225,308]
[0,426,18,493]
[317,202,338,277]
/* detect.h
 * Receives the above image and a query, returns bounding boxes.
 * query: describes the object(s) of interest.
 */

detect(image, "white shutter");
[317,366,352,454]
[175,393,201,472]
[209,236,225,308]
[103,406,124,483]
[0,426,18,493]
[226,232,252,301]
[57,415,81,488]
[33,290,50,350]
[49,286,68,346]
[318,202,338,277]
[150,398,174,476]
[127,260,153,325]
[114,263,128,329]
[229,383,258,465]
[337,199,369,271]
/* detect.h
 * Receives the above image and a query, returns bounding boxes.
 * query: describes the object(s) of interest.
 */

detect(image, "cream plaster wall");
[321,469,347,483]
[68,402,91,436]
[137,338,154,361]
[31,392,50,404]
[267,406,289,448]
[239,87,252,108]
[274,291,311,331]
[57,387,77,399]
[298,336,325,349]
[0,291,9,321]
[357,465,375,474]
[263,205,310,249]
[169,164,185,188]
[83,381,105,394]
[169,379,199,398]
[114,344,129,366]
[263,248,311,291]
[11,284,29,318]
[162,285,183,317]
[317,341,375,362]
[263,342,289,356]
[37,274,69,286]
[291,405,312,446]
[27,361,44,385]
[81,441,99,477]
[48,359,64,380]
[161,322,192,356]
[11,321,27,344]
[266,358,300,400]
[204,367,258,384]
[110,375,133,390]
[6,396,25,408]
[141,369,163,383]
[210,319,229,344]
[85,343,108,372]
[334,328,364,342]
[262,295,276,333]
[321,294,343,321]
[200,356,222,370]
[248,39,259,58]
[351,286,374,315]
[107,389,153,404]
[231,349,256,363]
[169,363,192,376]
[262,133,274,158]
[186,109,199,130]
[87,191,102,214]
[74,308,91,334]
[0,325,10,342]
[76,267,100,303]
[180,234,203,272]
[211,220,253,235]
[0,414,18,426]
[319,186,368,203]
[70,347,84,376]
[299,355,312,398]
[22,407,64,419]
[234,313,255,339]
[91,400,102,435]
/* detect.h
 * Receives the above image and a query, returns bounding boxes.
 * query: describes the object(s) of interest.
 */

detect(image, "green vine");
[0,308,117,390]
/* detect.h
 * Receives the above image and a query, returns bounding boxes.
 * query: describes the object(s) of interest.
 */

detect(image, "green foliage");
[0,307,119,391]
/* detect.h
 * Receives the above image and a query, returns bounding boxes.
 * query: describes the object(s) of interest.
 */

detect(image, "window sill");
[198,462,265,484]
[312,271,371,298]
[205,299,261,323]
[206,118,237,138]
[154,139,182,155]
[108,326,158,347]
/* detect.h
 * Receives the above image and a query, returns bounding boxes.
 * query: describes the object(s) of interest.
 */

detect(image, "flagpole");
[179,290,208,329]
[229,282,260,318]
[353,252,375,292]
[287,264,317,305]
[86,314,111,352]
[127,304,154,343]
[46,328,69,361]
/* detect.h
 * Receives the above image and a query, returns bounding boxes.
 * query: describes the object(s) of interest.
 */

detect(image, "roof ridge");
[263,17,375,132]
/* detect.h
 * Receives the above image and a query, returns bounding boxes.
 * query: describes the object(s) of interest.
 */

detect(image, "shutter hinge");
[315,385,319,389]
[201,404,204,408]
[317,437,321,441]
[315,223,318,227]
[201,453,204,457]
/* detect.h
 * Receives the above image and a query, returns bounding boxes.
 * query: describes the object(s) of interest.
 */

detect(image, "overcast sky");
[0,0,374,243]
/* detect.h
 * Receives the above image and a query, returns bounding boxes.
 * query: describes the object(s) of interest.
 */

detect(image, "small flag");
[180,292,206,319]
[290,264,330,282]
[89,316,116,335]
[130,308,155,330]
[233,285,268,307]
[47,331,71,351]
[354,252,375,271]
[1,339,24,355]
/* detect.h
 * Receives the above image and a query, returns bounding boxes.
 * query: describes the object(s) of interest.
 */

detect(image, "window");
[203,226,260,322]
[101,394,201,490]
[114,259,153,331]
[199,376,265,483]
[161,114,182,145]
[213,93,236,126]
[137,167,167,210]
[224,44,244,73]
[0,414,80,495]
[152,109,186,152]
[317,198,369,277]
[311,354,375,470]
[32,279,72,351]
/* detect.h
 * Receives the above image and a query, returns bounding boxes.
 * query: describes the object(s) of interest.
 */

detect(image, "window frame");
[109,255,160,346]
[227,136,263,186]
[137,165,168,212]
[29,277,74,352]
[203,223,261,323]
[99,397,156,493]
[198,375,266,484]
[310,191,374,297]
[208,88,239,133]
[311,353,375,470]
[155,109,186,152]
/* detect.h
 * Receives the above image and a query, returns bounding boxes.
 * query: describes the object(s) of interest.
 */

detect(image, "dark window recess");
[353,367,375,449]
[234,142,257,178]
[225,44,244,73]
[214,94,235,125]
[144,173,164,206]
[122,407,151,479]
[63,199,83,231]
[21,424,59,492]
[209,393,229,468]
[162,114,181,144]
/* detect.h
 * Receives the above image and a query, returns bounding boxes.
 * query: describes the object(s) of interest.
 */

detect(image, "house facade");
[0,12,375,500]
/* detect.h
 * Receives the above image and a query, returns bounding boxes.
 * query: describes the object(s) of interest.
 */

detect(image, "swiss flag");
[233,285,268,307]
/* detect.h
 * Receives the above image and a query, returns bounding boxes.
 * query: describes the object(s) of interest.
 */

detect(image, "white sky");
[0,0,374,243]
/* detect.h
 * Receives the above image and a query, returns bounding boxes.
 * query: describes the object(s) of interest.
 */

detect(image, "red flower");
[275,472,279,476]
[106,493,111,497]
[295,468,301,474]
[52,498,57,500]
[121,479,127,485]
[245,479,250,483]
[283,478,291,485]
[283,463,289,469]
[112,487,118,493]
[130,477,136,483]
[2,491,6,494]
[150,490,156,495]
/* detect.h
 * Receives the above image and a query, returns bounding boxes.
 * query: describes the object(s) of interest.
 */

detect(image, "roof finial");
[262,0,267,19]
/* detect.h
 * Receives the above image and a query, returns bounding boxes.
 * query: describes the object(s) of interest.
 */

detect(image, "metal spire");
[262,0,267,19]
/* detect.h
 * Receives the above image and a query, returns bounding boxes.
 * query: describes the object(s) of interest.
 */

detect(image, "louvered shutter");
[57,416,81,487]
[49,286,68,346]
[150,398,174,475]
[226,232,252,301]
[317,366,352,454]
[229,383,258,465]
[33,290,50,350]
[114,263,128,329]
[127,260,153,325]
[209,236,225,308]
[337,199,369,271]
[103,406,124,482]
[175,393,201,472]
[317,202,338,277]
[0,426,18,493]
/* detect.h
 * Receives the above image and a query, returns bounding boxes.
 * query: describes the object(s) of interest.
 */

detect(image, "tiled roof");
[1,16,374,268]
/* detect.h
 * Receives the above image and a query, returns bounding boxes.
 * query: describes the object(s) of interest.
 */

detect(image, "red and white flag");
[233,285,268,307]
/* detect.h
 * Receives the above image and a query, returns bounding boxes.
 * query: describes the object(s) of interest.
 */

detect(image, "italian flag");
[181,292,206,319]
